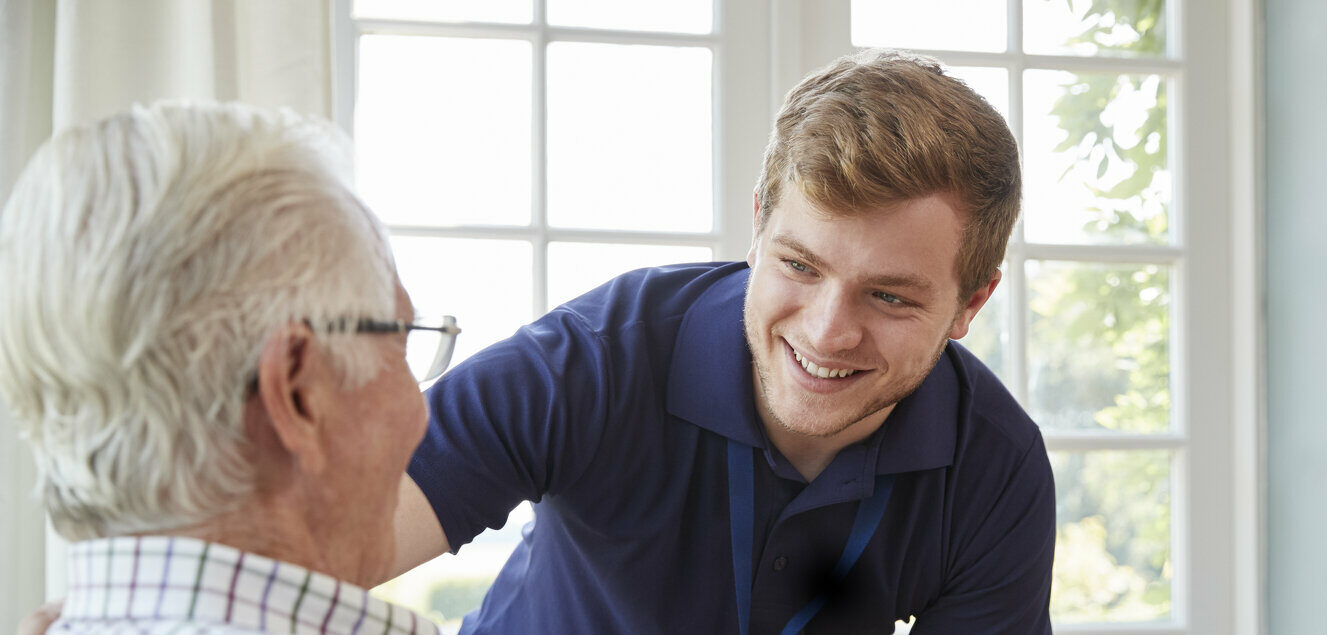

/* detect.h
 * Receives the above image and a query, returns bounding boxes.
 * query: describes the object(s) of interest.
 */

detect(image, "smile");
[791,347,861,379]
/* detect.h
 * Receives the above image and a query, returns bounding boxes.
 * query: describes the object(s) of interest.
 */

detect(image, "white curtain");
[0,0,336,626]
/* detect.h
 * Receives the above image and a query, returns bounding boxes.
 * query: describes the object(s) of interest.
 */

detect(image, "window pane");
[547,242,713,310]
[851,0,1006,53]
[948,66,1009,122]
[373,503,534,628]
[1023,71,1171,245]
[1024,0,1167,58]
[391,236,534,370]
[548,0,712,34]
[353,0,532,24]
[1051,450,1172,624]
[357,36,532,227]
[547,43,712,232]
[957,265,1008,386]
[1026,261,1170,433]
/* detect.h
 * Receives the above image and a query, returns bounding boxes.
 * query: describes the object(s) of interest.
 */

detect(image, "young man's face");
[744,188,992,440]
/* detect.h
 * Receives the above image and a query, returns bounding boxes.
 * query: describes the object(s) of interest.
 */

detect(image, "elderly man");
[1,102,457,634]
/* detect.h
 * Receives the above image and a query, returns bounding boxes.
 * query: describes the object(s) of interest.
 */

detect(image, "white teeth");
[791,348,858,379]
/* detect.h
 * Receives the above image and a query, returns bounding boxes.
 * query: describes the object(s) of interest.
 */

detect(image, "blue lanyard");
[727,439,894,635]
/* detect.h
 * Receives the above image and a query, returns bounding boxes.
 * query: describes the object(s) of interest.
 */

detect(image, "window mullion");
[1006,0,1029,403]
[1006,0,1022,55]
[1007,242,1030,405]
[330,0,356,133]
[532,0,549,320]
[715,0,772,259]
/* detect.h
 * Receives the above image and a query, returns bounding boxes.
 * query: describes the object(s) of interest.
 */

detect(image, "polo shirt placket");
[667,268,959,633]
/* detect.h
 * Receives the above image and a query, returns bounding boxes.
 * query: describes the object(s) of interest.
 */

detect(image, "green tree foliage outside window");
[1036,0,1173,624]
[384,0,1176,626]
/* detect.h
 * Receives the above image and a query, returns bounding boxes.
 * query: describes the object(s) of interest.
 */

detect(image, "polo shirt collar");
[666,266,765,448]
[665,264,958,475]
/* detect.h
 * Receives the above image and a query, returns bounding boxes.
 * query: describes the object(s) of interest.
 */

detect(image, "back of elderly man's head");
[0,102,399,540]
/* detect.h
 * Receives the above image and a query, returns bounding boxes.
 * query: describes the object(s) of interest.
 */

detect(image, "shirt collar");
[58,535,439,635]
[666,263,958,475]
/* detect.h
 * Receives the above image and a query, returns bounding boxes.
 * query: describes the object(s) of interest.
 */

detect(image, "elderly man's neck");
[160,501,385,588]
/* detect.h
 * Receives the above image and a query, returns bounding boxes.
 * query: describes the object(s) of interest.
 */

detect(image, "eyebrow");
[770,233,937,294]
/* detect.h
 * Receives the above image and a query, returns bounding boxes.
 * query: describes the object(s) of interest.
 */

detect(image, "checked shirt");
[51,536,439,635]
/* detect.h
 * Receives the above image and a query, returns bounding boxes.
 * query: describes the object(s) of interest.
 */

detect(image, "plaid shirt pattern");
[52,536,440,635]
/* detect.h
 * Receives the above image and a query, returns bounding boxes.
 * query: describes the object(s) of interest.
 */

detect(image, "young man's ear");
[255,322,331,474]
[948,269,1002,340]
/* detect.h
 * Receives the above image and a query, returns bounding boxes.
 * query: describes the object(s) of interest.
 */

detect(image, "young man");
[1,102,457,634]
[393,50,1054,633]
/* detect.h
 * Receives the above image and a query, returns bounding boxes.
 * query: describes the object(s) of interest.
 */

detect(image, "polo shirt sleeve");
[406,308,613,553]
[911,431,1056,634]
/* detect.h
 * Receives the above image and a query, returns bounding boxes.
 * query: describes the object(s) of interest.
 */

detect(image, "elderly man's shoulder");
[40,536,441,635]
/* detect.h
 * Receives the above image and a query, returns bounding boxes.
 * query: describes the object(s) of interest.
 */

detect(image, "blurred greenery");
[1063,0,1165,57]
[428,577,497,623]
[374,566,498,628]
[1034,0,1172,624]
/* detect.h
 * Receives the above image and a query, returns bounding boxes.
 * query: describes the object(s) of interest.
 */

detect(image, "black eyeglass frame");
[343,315,461,384]
[246,315,461,394]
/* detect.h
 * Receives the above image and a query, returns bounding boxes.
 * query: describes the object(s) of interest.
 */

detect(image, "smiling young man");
[393,49,1054,634]
[746,189,996,483]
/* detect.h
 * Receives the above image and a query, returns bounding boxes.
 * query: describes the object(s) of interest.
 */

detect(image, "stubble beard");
[746,321,952,440]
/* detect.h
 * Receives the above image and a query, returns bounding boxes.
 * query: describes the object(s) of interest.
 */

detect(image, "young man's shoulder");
[552,261,747,337]
[945,341,1043,455]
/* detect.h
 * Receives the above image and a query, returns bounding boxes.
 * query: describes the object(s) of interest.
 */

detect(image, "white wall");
[1266,0,1327,631]
[0,405,46,631]
[0,0,54,629]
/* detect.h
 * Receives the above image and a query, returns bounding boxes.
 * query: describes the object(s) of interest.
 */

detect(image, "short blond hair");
[756,49,1021,300]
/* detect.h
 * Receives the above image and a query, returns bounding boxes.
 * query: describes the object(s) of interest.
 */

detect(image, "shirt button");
[773,556,788,571]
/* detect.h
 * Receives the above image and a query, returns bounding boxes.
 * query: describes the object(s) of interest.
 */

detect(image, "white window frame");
[330,0,775,622]
[1,3,1261,634]
[788,1,1264,634]
[331,0,773,312]
[334,1,1265,633]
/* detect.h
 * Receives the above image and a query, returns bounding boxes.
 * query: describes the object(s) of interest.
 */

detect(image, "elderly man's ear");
[254,323,336,475]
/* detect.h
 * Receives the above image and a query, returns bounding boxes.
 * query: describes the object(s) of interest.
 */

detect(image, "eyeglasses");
[245,316,461,396]
[343,315,461,384]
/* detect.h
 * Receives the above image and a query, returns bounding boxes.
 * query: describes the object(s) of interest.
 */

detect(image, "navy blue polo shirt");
[408,262,1055,634]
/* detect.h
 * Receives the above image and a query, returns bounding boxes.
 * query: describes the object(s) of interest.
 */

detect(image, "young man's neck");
[760,406,895,482]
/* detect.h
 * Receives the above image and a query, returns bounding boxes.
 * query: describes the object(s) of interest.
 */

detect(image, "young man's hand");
[14,601,62,635]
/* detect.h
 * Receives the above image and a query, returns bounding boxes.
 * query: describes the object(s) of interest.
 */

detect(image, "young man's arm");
[386,307,615,582]
[388,475,450,580]
[911,433,1057,634]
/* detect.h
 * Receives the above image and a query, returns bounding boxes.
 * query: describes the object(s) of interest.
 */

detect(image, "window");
[815,0,1247,632]
[334,0,771,628]
[854,1,1185,625]
[339,0,1259,632]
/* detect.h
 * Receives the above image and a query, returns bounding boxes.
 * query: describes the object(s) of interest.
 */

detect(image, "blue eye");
[784,259,809,273]
[874,291,903,305]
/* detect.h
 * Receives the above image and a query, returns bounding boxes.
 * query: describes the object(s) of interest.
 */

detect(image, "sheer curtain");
[0,0,335,626]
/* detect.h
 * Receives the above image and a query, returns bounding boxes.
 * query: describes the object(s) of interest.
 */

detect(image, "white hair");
[0,101,399,540]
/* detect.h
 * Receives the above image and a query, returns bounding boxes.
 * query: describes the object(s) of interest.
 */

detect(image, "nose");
[804,284,864,355]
